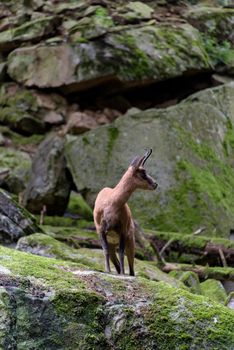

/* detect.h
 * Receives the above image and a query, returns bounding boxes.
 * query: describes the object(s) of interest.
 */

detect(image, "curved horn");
[141,148,152,167]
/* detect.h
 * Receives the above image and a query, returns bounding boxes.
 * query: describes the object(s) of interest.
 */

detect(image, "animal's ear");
[130,149,152,169]
[130,155,145,169]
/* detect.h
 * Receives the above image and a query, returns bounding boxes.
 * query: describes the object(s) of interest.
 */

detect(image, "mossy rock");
[184,7,234,72]
[0,83,44,135]
[200,279,227,304]
[0,245,233,349]
[0,107,45,135]
[0,83,66,135]
[116,2,154,22]
[0,15,59,51]
[169,270,201,294]
[7,22,211,90]
[0,147,31,194]
[16,233,103,271]
[69,5,114,41]
[65,83,234,237]
[16,232,186,289]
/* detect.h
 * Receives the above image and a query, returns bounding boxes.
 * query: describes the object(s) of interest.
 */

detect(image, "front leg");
[100,230,111,273]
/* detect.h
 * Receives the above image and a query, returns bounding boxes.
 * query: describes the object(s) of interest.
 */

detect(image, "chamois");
[93,149,157,276]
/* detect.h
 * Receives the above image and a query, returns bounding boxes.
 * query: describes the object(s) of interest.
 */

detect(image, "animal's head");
[130,149,158,190]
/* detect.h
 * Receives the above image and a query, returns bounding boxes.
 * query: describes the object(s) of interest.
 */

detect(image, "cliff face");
[0,1,234,348]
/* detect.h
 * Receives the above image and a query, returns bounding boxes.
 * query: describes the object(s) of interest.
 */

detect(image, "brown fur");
[93,151,157,276]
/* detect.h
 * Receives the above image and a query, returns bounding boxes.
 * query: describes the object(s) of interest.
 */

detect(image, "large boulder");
[65,83,234,237]
[7,23,211,91]
[0,245,234,349]
[0,189,41,244]
[23,133,71,215]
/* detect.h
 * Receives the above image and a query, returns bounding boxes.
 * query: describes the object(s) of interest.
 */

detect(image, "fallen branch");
[218,248,228,267]
[146,230,234,267]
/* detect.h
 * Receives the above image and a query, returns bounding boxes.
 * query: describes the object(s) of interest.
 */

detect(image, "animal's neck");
[111,168,136,208]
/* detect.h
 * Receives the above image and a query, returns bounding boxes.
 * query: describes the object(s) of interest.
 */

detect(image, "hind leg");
[125,237,135,276]
[109,246,120,274]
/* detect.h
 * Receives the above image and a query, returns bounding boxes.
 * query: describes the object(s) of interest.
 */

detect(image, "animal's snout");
[153,182,158,190]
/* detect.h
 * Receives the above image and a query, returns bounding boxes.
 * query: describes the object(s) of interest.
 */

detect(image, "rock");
[116,2,154,22]
[169,270,201,294]
[0,147,31,194]
[65,83,234,237]
[16,232,187,289]
[226,291,234,310]
[16,233,77,259]
[7,22,212,91]
[68,5,114,41]
[7,44,77,88]
[184,7,234,44]
[200,279,227,304]
[0,189,41,243]
[0,245,234,349]
[22,133,71,215]
[63,111,98,135]
[0,83,67,135]
[0,62,6,81]
[43,111,64,126]
[0,83,44,135]
[184,7,234,73]
[0,15,59,51]
[0,287,11,346]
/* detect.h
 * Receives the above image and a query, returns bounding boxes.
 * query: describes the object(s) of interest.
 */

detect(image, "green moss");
[43,225,96,239]
[116,33,151,80]
[144,281,234,350]
[35,215,93,228]
[94,6,114,27]
[202,35,234,67]
[67,192,93,220]
[0,126,44,146]
[0,87,37,111]
[0,16,55,42]
[0,245,85,291]
[200,279,227,304]
[148,124,234,235]
[107,126,119,158]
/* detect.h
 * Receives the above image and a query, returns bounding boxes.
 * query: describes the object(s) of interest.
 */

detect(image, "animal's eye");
[139,170,147,179]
